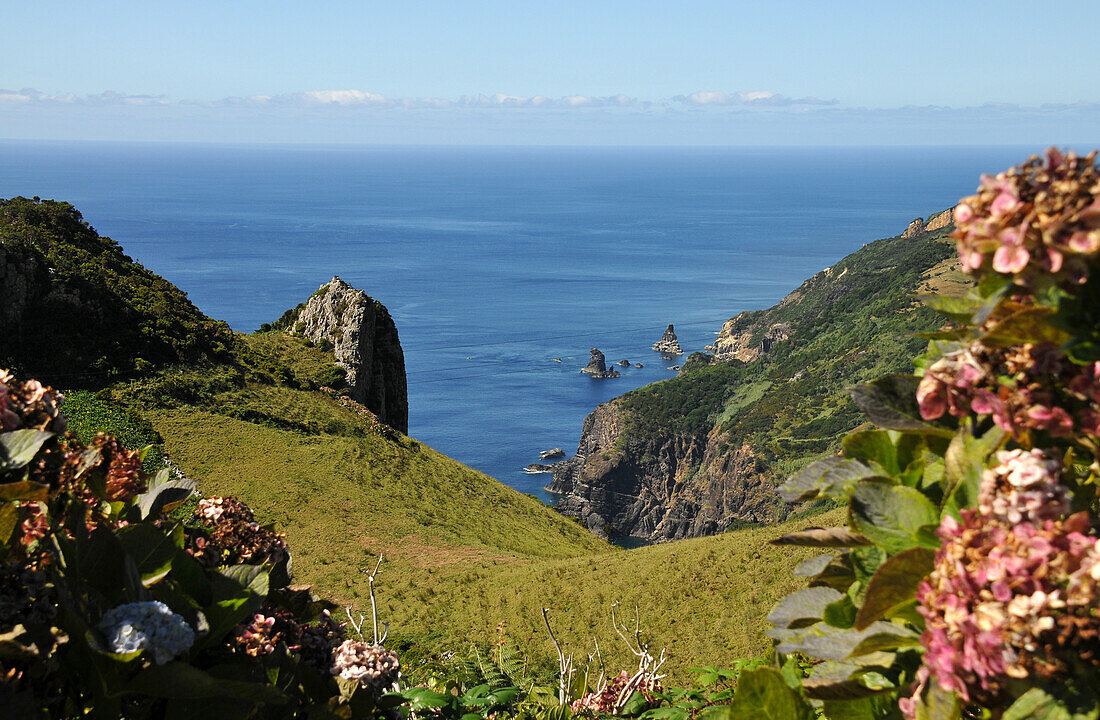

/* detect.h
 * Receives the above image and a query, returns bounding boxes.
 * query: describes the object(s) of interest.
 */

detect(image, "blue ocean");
[0,142,1037,499]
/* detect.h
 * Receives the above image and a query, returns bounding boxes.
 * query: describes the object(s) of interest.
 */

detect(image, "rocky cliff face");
[546,401,777,542]
[290,277,408,433]
[551,211,962,542]
[901,206,956,239]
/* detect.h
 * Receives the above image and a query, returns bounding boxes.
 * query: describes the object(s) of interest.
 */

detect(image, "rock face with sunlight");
[290,276,408,433]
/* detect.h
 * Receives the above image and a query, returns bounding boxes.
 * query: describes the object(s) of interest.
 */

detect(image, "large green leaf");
[854,547,935,630]
[943,423,1005,512]
[982,306,1070,348]
[912,682,963,720]
[842,430,901,476]
[0,480,49,502]
[778,456,878,503]
[136,468,197,519]
[849,375,954,437]
[703,668,814,720]
[77,527,143,603]
[767,587,844,630]
[0,430,53,471]
[767,621,909,661]
[118,522,183,587]
[1003,686,1100,720]
[128,661,286,703]
[849,483,940,555]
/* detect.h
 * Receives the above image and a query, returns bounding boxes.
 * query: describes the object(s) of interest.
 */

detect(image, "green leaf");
[982,307,1070,347]
[621,690,649,716]
[1003,686,1100,720]
[118,522,183,587]
[767,587,844,629]
[848,629,921,657]
[128,661,286,703]
[793,555,834,578]
[0,480,50,502]
[709,668,814,720]
[912,681,963,720]
[400,687,453,710]
[768,621,910,662]
[0,430,53,471]
[0,503,18,544]
[216,564,271,598]
[770,527,873,548]
[854,547,935,630]
[943,422,1005,512]
[77,527,143,603]
[842,430,900,475]
[849,375,954,437]
[849,483,940,555]
[136,468,196,519]
[778,456,878,503]
[920,294,981,323]
[823,594,857,629]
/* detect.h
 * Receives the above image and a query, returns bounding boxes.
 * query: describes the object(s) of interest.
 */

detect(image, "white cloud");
[673,90,836,107]
[0,88,168,106]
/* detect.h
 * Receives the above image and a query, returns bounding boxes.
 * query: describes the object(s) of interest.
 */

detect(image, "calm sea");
[0,142,1038,499]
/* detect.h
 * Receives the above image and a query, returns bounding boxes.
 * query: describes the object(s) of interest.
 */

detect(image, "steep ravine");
[549,213,965,542]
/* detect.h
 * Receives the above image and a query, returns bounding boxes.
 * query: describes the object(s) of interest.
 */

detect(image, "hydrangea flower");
[98,601,194,665]
[331,640,400,695]
[953,148,1100,289]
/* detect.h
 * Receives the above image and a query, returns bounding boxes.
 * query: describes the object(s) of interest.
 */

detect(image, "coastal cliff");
[278,277,408,433]
[550,213,967,542]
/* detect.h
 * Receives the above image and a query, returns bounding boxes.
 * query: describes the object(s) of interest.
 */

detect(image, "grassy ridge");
[141,405,841,679]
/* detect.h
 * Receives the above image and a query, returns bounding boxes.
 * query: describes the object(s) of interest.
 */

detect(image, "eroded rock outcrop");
[901,207,956,239]
[707,319,791,363]
[580,348,620,378]
[651,324,683,355]
[289,277,408,433]
[547,401,778,542]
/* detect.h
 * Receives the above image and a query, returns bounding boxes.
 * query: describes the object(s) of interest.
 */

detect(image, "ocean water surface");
[0,142,1037,499]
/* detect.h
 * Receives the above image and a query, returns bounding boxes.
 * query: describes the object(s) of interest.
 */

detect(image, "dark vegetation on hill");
[548,220,971,541]
[0,197,237,382]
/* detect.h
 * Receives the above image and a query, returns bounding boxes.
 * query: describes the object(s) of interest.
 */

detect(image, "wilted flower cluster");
[88,434,148,502]
[188,495,288,568]
[292,609,346,674]
[917,341,1100,443]
[570,671,660,715]
[912,450,1100,712]
[234,614,280,657]
[953,148,1100,287]
[0,369,66,433]
[977,449,1069,524]
[98,601,195,665]
[331,640,400,695]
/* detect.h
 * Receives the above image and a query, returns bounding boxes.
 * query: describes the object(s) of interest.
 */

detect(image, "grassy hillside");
[125,394,842,679]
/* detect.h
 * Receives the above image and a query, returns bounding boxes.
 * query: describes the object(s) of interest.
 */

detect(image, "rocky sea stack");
[284,276,408,433]
[580,348,620,378]
[651,324,683,355]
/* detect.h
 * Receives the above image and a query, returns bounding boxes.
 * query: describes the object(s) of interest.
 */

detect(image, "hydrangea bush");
[767,148,1100,719]
[0,369,417,718]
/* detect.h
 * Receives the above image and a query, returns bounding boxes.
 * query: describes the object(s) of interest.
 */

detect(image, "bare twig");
[542,608,574,706]
[365,553,384,645]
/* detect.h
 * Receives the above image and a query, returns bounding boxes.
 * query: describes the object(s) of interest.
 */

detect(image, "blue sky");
[2,0,1098,145]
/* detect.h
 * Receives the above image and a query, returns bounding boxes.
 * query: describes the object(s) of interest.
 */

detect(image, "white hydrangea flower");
[98,601,194,665]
